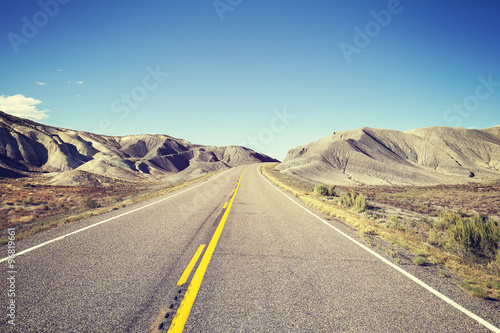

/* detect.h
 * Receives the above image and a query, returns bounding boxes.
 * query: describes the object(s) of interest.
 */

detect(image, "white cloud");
[75,81,84,85]
[76,94,82,98]
[0,94,49,120]
[35,81,47,86]
[57,69,63,72]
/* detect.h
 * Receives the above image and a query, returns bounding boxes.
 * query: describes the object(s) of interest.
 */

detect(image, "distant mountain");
[0,111,278,185]
[277,126,500,186]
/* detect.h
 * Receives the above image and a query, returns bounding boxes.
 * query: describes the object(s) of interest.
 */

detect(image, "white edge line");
[259,168,500,333]
[0,170,230,263]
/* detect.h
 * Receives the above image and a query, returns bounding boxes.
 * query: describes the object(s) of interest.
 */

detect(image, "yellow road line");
[176,244,205,286]
[222,202,228,209]
[168,168,247,332]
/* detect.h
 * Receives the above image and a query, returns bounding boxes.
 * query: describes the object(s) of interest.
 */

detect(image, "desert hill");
[0,111,278,185]
[277,126,500,186]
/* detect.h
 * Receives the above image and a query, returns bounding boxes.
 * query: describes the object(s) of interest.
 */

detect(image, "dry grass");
[342,182,500,219]
[262,163,500,300]
[0,177,138,231]
[0,171,222,245]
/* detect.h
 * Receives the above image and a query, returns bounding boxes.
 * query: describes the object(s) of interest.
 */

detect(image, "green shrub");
[458,281,487,299]
[427,228,447,247]
[470,287,487,299]
[389,215,402,230]
[328,185,336,196]
[435,211,463,231]
[354,193,367,213]
[414,256,426,266]
[446,214,500,262]
[314,184,336,196]
[338,190,368,213]
[22,195,34,205]
[339,191,357,207]
[314,184,330,196]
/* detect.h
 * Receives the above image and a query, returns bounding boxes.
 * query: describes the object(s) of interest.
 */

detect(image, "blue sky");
[1,0,499,160]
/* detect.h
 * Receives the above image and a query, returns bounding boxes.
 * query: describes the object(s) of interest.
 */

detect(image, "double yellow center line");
[167,168,246,332]
[176,245,205,287]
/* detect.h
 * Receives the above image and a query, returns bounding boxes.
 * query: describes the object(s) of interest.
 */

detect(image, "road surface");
[1,164,499,332]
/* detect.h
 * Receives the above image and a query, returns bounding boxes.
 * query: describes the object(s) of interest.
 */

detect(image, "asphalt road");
[1,164,499,332]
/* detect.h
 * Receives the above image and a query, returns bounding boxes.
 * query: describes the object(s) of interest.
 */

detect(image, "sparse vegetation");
[338,190,367,213]
[423,210,500,269]
[458,281,487,299]
[0,178,135,232]
[338,190,356,207]
[389,215,403,230]
[0,170,223,245]
[262,163,500,300]
[314,184,329,196]
[354,193,367,213]
[444,213,499,263]
[339,182,500,219]
[82,196,100,209]
[22,195,34,205]
[414,256,426,266]
[314,184,336,197]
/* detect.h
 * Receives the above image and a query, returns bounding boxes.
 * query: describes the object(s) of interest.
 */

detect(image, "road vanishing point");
[1,164,499,332]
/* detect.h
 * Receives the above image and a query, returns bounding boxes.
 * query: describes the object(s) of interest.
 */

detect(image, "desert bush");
[82,197,99,209]
[328,185,336,196]
[314,184,329,196]
[389,215,402,230]
[354,193,367,213]
[339,191,367,213]
[435,211,462,230]
[22,195,34,205]
[339,191,357,207]
[427,228,447,247]
[445,214,500,262]
[314,184,336,196]
[414,256,426,266]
